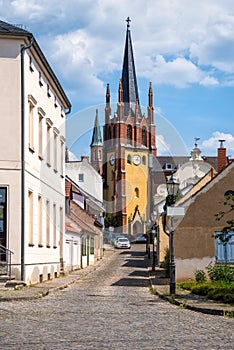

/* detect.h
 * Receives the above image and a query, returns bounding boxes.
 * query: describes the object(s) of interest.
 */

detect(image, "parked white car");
[114,237,131,249]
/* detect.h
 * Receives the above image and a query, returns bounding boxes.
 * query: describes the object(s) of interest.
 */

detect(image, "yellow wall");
[105,150,149,222]
[125,151,149,220]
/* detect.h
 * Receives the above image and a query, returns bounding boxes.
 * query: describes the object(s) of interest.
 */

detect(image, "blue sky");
[1,0,234,159]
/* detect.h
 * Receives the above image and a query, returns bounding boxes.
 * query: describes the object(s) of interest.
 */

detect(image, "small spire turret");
[148,82,153,108]
[106,83,110,104]
[118,79,123,103]
[90,109,103,147]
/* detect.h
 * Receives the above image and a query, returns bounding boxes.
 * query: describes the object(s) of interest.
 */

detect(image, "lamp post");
[151,211,157,271]
[166,174,180,295]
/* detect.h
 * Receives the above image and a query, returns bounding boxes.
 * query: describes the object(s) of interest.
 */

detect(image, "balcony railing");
[0,244,14,280]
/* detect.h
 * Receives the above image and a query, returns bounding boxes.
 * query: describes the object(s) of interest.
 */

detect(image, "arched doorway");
[133,221,142,236]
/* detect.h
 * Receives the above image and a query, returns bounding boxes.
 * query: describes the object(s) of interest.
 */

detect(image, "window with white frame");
[53,127,59,172]
[38,195,43,247]
[46,118,53,166]
[165,163,173,170]
[60,136,65,177]
[216,232,234,263]
[78,173,84,182]
[38,107,45,159]
[53,203,57,248]
[28,190,33,246]
[28,95,37,152]
[46,199,50,248]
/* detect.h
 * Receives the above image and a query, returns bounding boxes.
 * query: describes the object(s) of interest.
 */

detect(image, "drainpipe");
[20,37,33,282]
[65,106,71,115]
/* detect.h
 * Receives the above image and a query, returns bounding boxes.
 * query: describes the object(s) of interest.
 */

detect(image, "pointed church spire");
[121,17,141,115]
[90,109,103,146]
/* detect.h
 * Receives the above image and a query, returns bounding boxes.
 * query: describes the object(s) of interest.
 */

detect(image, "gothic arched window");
[127,154,131,164]
[142,127,147,146]
[135,187,139,198]
[127,125,132,145]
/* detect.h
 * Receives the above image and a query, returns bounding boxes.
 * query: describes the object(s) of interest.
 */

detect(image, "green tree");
[104,213,121,228]
[214,194,234,243]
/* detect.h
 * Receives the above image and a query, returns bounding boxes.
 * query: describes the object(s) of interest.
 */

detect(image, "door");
[0,188,7,261]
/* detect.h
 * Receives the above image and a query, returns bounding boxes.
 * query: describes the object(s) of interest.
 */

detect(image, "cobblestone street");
[0,245,233,349]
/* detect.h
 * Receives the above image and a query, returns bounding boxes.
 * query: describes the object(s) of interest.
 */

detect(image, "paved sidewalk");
[147,258,234,317]
[1,246,233,318]
[0,247,116,302]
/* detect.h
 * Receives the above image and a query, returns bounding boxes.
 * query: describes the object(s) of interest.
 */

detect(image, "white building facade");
[66,156,103,204]
[0,21,71,284]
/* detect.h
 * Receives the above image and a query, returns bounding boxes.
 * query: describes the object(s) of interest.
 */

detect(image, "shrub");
[179,281,195,290]
[207,264,234,283]
[191,283,212,296]
[195,269,206,283]
[163,247,170,278]
[207,288,234,304]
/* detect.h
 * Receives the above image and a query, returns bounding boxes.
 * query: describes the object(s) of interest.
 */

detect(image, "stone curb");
[0,248,116,302]
[148,268,234,317]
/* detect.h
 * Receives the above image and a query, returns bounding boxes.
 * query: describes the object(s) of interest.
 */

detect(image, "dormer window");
[78,173,84,182]
[165,163,173,170]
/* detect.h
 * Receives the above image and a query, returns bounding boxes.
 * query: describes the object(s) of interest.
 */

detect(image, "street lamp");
[166,174,180,295]
[151,211,157,271]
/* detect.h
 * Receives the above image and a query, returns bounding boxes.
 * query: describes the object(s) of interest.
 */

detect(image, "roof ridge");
[0,20,31,35]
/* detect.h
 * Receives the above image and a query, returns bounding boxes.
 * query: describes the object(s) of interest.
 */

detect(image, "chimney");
[218,140,227,173]
[81,156,89,162]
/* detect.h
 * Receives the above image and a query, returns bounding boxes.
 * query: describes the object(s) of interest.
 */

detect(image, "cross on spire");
[126,16,131,28]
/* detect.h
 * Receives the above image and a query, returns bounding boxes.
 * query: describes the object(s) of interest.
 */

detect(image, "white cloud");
[156,134,171,155]
[145,55,205,88]
[200,76,219,87]
[68,150,78,161]
[202,132,234,154]
[2,0,234,103]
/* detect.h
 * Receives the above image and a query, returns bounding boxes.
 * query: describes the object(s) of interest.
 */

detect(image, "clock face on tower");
[109,154,115,166]
[133,155,141,165]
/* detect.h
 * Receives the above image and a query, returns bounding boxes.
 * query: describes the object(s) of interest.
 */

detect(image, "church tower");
[102,18,157,234]
[90,109,103,176]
